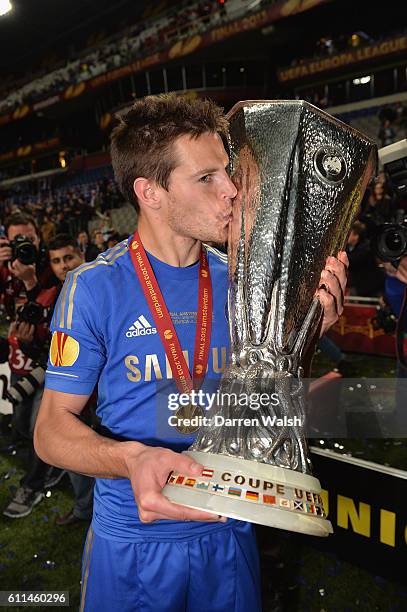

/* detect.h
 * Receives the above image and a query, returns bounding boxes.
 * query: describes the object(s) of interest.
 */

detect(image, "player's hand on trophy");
[125,445,226,523]
[317,251,349,336]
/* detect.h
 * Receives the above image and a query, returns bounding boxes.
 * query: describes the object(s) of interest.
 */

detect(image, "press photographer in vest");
[0,213,52,442]
[0,220,63,518]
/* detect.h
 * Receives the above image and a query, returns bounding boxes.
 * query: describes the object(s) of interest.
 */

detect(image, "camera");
[5,365,46,405]
[372,140,407,264]
[372,220,407,264]
[16,301,48,325]
[9,234,37,265]
[379,138,407,197]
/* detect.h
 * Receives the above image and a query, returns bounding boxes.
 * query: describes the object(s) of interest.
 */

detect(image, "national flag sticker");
[228,487,242,497]
[211,483,224,492]
[167,474,176,484]
[245,491,259,502]
[201,468,214,478]
[279,498,291,509]
[184,478,196,487]
[175,475,185,485]
[293,500,305,512]
[263,495,276,505]
[315,494,323,506]
[196,481,209,490]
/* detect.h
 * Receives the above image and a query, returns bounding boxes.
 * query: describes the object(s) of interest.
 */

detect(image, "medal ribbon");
[129,231,212,394]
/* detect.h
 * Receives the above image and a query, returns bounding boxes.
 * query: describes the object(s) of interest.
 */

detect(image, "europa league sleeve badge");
[163,100,377,536]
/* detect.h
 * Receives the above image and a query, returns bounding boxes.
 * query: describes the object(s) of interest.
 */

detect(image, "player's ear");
[133,178,161,211]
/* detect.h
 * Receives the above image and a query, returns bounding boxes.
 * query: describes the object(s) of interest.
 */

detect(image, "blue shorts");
[80,521,261,612]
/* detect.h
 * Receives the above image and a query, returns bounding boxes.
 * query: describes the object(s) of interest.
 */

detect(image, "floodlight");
[0,0,12,17]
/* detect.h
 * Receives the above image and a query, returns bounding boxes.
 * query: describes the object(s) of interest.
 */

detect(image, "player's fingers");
[139,507,225,524]
[317,288,338,322]
[337,250,349,269]
[157,451,204,487]
[318,269,343,314]
[138,490,225,523]
[325,255,347,294]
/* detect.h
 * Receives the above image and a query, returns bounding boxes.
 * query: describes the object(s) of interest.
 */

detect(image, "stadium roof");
[0,0,174,73]
[0,0,405,79]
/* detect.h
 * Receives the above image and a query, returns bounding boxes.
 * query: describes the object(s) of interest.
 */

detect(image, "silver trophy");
[164,100,377,536]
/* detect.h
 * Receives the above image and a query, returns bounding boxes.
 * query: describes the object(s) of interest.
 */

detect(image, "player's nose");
[221,172,237,200]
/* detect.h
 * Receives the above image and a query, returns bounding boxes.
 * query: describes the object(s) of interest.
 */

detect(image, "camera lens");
[17,244,36,265]
[375,224,407,261]
[385,230,403,253]
[11,235,37,265]
[17,301,45,325]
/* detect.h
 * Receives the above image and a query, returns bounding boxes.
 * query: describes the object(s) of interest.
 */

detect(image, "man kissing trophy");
[164,100,377,536]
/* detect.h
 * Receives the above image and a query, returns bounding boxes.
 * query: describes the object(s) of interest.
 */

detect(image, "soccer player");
[34,95,348,611]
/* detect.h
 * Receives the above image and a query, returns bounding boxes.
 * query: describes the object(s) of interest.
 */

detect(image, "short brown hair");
[110,94,229,212]
[5,212,38,235]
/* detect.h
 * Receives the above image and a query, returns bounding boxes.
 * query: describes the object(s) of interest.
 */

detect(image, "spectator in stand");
[40,214,56,243]
[98,211,115,238]
[376,171,387,186]
[378,119,396,148]
[346,220,385,296]
[74,195,94,232]
[77,229,88,257]
[55,211,70,235]
[361,180,396,236]
[77,230,99,262]
[92,228,107,255]
[89,188,100,211]
[106,232,121,249]
[0,0,246,117]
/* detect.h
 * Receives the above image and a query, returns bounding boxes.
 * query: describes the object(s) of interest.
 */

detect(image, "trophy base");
[163,451,333,537]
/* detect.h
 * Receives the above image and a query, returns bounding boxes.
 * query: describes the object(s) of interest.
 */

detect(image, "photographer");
[0,213,53,436]
[0,213,60,517]
[2,232,95,520]
[346,220,385,296]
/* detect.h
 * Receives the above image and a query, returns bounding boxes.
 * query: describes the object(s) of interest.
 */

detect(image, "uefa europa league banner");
[164,100,377,536]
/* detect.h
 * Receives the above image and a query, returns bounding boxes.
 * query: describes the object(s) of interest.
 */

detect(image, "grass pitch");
[0,351,406,611]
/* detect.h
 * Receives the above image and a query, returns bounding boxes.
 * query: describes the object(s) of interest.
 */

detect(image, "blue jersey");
[45,237,230,540]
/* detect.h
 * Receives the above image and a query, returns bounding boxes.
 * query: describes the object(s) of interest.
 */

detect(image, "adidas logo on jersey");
[126,315,157,338]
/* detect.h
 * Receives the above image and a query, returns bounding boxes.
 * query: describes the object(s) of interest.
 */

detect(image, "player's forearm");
[34,407,143,479]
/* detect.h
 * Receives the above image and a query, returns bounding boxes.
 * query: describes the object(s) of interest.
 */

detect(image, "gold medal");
[174,403,205,435]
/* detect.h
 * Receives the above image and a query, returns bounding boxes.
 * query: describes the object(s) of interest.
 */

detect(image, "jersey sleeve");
[45,271,106,395]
